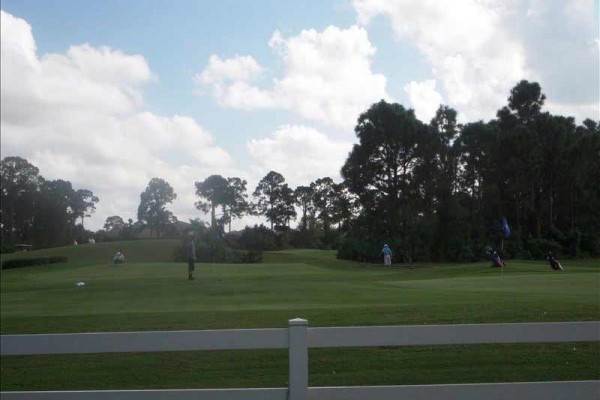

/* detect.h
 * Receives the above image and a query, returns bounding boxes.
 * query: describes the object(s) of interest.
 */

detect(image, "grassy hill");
[1,239,180,265]
[1,241,598,390]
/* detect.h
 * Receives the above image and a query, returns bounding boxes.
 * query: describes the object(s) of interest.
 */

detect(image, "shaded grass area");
[1,343,597,390]
[1,244,598,390]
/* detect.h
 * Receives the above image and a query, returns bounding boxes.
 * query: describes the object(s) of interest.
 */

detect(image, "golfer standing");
[381,244,392,266]
[187,234,196,280]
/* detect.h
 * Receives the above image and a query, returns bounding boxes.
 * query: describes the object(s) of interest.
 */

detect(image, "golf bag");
[491,252,505,268]
[549,257,563,271]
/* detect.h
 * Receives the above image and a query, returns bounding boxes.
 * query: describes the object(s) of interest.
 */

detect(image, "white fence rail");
[1,320,599,400]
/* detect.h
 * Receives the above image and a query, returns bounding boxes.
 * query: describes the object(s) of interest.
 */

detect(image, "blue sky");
[1,0,598,230]
[1,0,426,144]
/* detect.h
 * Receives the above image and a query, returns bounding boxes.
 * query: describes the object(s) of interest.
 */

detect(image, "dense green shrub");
[580,232,600,256]
[564,230,581,258]
[456,243,477,262]
[502,230,524,259]
[2,256,68,270]
[194,241,262,263]
[173,224,262,264]
[338,213,436,264]
[0,244,15,254]
[524,237,562,259]
[236,225,280,251]
[336,213,389,263]
[290,228,323,249]
[337,236,381,263]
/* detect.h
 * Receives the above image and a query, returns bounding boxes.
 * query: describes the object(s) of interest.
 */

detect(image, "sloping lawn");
[1,244,598,390]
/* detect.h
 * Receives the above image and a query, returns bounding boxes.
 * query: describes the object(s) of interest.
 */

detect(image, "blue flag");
[501,217,511,238]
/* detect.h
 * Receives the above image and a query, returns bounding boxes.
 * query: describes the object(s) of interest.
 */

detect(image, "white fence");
[1,320,598,400]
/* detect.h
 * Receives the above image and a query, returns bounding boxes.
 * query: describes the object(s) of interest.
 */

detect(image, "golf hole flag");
[501,217,511,238]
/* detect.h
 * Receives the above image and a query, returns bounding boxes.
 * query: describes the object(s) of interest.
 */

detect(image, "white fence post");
[288,318,308,400]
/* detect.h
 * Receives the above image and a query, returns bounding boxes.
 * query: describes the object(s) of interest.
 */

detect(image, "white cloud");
[353,0,529,122]
[196,54,264,84]
[197,25,391,130]
[544,102,600,124]
[66,44,154,85]
[243,124,354,230]
[212,80,275,109]
[247,125,353,188]
[1,10,236,230]
[194,55,275,108]
[1,12,154,123]
[351,0,599,123]
[519,0,599,107]
[404,80,443,122]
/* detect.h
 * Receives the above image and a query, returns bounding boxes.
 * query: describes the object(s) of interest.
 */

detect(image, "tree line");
[2,80,599,260]
[339,81,599,262]
[0,157,98,251]
[106,81,599,262]
[113,170,356,249]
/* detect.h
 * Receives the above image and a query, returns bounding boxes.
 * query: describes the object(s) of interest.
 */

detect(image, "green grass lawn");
[1,241,599,390]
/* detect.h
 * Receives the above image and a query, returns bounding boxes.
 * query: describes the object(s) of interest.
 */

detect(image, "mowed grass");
[1,241,599,390]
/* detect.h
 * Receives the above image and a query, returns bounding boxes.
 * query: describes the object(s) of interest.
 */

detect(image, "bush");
[524,237,562,259]
[194,241,262,263]
[2,256,68,270]
[0,244,15,254]
[580,232,600,256]
[173,232,262,264]
[562,230,582,258]
[236,225,280,251]
[502,230,524,259]
[290,228,323,249]
[456,243,477,262]
[337,236,381,263]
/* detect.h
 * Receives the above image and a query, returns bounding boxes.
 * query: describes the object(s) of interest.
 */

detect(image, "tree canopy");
[0,157,99,249]
[338,82,600,262]
[137,177,177,239]
[2,80,598,260]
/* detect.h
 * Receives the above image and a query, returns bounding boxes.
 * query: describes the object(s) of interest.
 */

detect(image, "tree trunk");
[570,192,575,232]
[515,193,521,233]
[211,203,216,238]
[302,208,307,231]
[548,190,554,232]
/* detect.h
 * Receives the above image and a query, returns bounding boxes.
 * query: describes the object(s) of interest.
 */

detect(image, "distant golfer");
[381,244,392,266]
[187,233,196,280]
[113,250,125,265]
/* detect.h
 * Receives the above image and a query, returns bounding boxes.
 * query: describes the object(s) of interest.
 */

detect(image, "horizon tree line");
[2,80,599,260]
[0,157,99,250]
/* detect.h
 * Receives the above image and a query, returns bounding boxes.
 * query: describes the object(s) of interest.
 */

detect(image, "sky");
[1,0,599,231]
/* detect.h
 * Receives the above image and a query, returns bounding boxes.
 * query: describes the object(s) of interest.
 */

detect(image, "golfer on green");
[381,244,392,266]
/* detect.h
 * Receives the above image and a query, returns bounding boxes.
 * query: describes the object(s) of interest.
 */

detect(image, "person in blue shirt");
[381,244,392,266]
